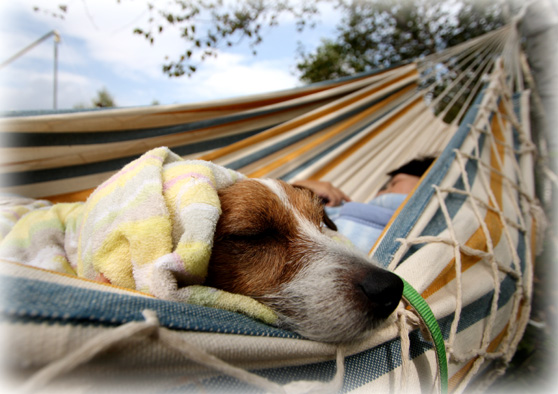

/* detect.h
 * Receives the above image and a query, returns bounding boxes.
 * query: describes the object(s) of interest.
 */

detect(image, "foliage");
[32,4,67,19]
[93,87,116,107]
[35,0,506,82]
[73,87,117,109]
[297,0,506,84]
[35,0,323,78]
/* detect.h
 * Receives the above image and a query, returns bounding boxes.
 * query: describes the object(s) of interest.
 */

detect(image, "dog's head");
[206,178,403,343]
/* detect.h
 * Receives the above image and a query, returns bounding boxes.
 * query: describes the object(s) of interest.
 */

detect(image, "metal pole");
[0,30,61,109]
[0,30,57,69]
[53,31,60,110]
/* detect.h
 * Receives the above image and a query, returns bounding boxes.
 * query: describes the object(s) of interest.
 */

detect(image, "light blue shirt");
[326,193,407,254]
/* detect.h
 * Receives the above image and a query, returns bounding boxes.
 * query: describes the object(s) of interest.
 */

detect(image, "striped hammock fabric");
[0,23,546,393]
[0,62,451,203]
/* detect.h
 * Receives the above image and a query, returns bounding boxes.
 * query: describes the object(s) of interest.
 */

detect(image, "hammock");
[0,16,548,393]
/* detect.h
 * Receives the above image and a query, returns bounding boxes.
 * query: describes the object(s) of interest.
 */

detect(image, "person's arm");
[291,180,351,207]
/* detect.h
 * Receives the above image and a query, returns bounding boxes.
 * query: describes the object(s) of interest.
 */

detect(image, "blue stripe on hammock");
[0,275,299,339]
[511,93,524,164]
[0,128,268,187]
[373,86,488,268]
[0,85,415,187]
[226,85,414,171]
[148,273,522,393]
[1,103,304,147]
[278,95,411,181]
[376,91,525,270]
[0,249,522,342]
[395,132,486,264]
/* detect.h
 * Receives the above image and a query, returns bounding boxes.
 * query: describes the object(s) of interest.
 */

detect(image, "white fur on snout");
[255,179,387,342]
[269,231,383,343]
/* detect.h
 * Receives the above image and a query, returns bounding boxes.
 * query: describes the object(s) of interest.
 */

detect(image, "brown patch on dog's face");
[206,179,333,298]
[206,178,404,343]
[290,183,337,231]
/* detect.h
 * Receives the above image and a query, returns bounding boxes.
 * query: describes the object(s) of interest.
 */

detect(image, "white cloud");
[177,52,301,101]
[45,0,171,79]
[0,65,98,111]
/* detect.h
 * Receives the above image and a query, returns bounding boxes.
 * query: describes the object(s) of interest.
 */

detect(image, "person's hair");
[387,156,436,178]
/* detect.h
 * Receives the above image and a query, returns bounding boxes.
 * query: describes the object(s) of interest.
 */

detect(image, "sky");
[0,0,341,112]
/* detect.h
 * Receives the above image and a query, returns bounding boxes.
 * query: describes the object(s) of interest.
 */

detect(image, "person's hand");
[292,180,351,207]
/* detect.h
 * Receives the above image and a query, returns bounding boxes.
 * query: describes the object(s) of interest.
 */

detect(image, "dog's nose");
[360,268,404,319]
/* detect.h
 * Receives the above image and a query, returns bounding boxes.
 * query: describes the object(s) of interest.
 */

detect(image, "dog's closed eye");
[224,228,280,244]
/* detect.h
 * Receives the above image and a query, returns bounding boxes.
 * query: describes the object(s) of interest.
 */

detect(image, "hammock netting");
[0,14,551,394]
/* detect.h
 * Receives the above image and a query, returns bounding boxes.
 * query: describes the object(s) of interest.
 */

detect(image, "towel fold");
[0,147,277,325]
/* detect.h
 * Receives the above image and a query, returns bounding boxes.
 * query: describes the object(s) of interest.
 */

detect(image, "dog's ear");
[292,183,338,231]
[292,183,331,206]
[322,210,337,231]
[291,183,327,204]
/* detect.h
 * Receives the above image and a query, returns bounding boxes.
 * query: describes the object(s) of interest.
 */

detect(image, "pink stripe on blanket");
[95,153,165,194]
[163,172,215,191]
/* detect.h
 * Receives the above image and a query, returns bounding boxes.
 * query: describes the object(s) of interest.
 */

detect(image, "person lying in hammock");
[293,156,436,254]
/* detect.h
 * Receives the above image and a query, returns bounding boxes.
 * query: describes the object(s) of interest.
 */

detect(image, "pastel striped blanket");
[0,147,277,324]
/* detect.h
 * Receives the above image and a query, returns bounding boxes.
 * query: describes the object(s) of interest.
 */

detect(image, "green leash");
[400,277,448,394]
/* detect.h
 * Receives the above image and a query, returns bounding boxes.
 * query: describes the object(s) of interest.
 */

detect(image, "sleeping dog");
[208,178,403,343]
[0,149,402,343]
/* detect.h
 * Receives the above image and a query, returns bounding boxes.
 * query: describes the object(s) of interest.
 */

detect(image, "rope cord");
[387,57,539,391]
[19,310,346,394]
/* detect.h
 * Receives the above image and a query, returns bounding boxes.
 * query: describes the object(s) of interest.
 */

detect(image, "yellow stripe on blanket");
[85,148,170,209]
[89,217,172,289]
[174,241,212,278]
[0,202,82,274]
[186,285,278,325]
